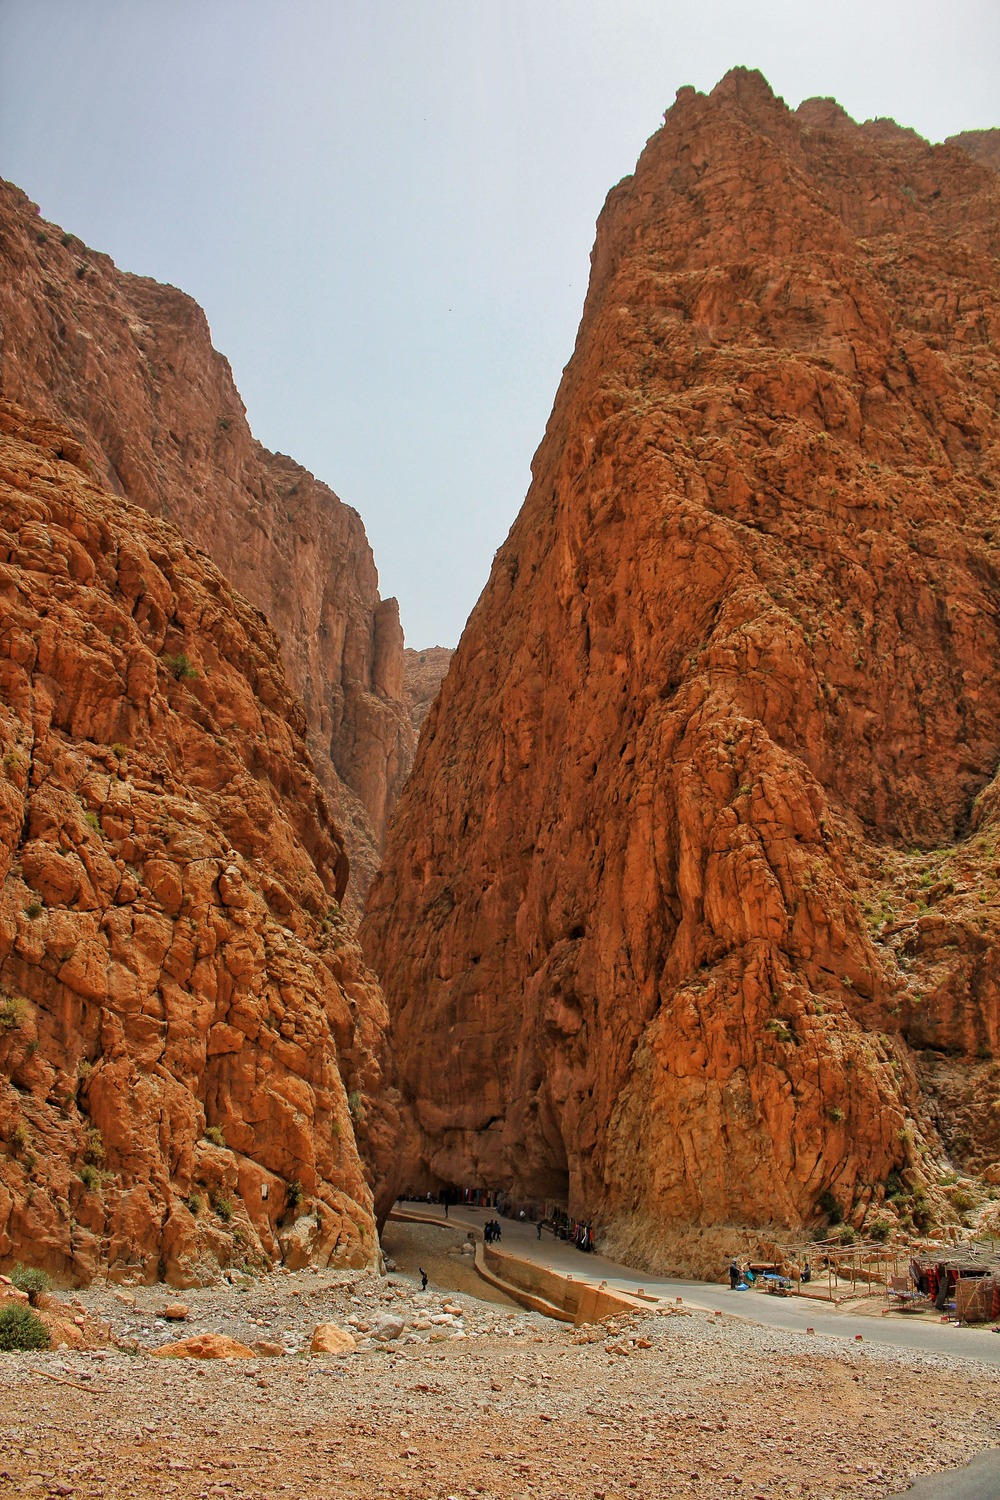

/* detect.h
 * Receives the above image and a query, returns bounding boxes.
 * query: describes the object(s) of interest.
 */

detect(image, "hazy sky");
[1,2,997,646]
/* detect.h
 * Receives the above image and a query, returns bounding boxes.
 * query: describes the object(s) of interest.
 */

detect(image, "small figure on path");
[729,1259,741,1290]
[801,1259,811,1285]
[419,1267,428,1291]
[536,1221,543,1240]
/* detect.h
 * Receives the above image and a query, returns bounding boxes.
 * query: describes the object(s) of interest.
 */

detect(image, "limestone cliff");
[0,182,414,906]
[0,401,396,1285]
[363,72,1000,1270]
[948,128,1000,173]
[402,648,454,734]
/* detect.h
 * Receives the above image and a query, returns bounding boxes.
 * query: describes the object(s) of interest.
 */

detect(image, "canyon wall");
[0,182,414,905]
[0,401,396,1284]
[363,74,1000,1268]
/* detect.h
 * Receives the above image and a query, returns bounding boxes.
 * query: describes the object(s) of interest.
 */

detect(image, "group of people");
[483,1219,503,1244]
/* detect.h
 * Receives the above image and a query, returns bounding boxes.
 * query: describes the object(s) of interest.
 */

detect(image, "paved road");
[394,1203,1000,1367]
[891,1450,1000,1498]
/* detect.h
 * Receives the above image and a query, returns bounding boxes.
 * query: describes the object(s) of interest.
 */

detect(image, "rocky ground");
[0,1258,998,1500]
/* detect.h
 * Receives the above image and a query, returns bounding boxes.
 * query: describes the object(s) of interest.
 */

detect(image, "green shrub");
[163,652,199,681]
[186,1193,203,1216]
[204,1125,226,1148]
[60,232,75,248]
[885,1170,904,1199]
[287,1180,303,1212]
[0,1304,50,1351]
[24,902,43,920]
[84,811,100,831]
[0,995,27,1029]
[817,1188,842,1224]
[347,1090,362,1119]
[78,1164,100,1191]
[827,1105,845,1123]
[950,1188,976,1214]
[212,1194,234,1222]
[10,1264,51,1305]
[83,1128,104,1165]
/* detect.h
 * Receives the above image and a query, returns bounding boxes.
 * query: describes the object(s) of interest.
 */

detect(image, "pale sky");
[1,1,997,647]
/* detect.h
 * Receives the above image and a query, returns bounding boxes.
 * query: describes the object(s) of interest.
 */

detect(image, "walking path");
[392,1203,1000,1367]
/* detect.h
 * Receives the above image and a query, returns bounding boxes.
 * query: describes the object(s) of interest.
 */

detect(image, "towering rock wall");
[0,181,414,904]
[0,401,396,1284]
[363,73,1000,1270]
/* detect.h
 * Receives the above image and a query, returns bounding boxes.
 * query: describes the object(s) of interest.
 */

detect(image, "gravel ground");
[1,1266,998,1500]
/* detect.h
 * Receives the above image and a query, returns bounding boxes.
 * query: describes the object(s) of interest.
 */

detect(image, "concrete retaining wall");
[386,1210,645,1325]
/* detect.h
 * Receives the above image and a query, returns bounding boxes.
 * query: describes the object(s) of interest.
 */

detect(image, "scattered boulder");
[310,1323,357,1355]
[370,1312,405,1342]
[158,1304,190,1321]
[151,1333,256,1360]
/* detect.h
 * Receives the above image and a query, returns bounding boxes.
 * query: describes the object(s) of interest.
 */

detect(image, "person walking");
[419,1267,428,1291]
[729,1259,741,1290]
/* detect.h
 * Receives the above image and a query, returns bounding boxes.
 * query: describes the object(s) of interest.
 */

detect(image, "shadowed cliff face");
[0,185,414,908]
[0,402,397,1284]
[362,71,1000,1269]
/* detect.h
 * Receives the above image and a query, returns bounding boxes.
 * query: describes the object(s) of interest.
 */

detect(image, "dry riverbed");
[0,1263,998,1500]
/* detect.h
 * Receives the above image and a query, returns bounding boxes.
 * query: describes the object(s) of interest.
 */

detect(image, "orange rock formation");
[0,402,395,1284]
[363,73,1000,1268]
[0,182,413,905]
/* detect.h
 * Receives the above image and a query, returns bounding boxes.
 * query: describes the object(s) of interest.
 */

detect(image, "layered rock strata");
[363,72,1000,1268]
[0,401,395,1284]
[0,181,414,904]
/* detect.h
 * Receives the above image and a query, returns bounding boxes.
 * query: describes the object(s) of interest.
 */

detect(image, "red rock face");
[363,72,1000,1269]
[0,401,395,1285]
[0,182,414,906]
